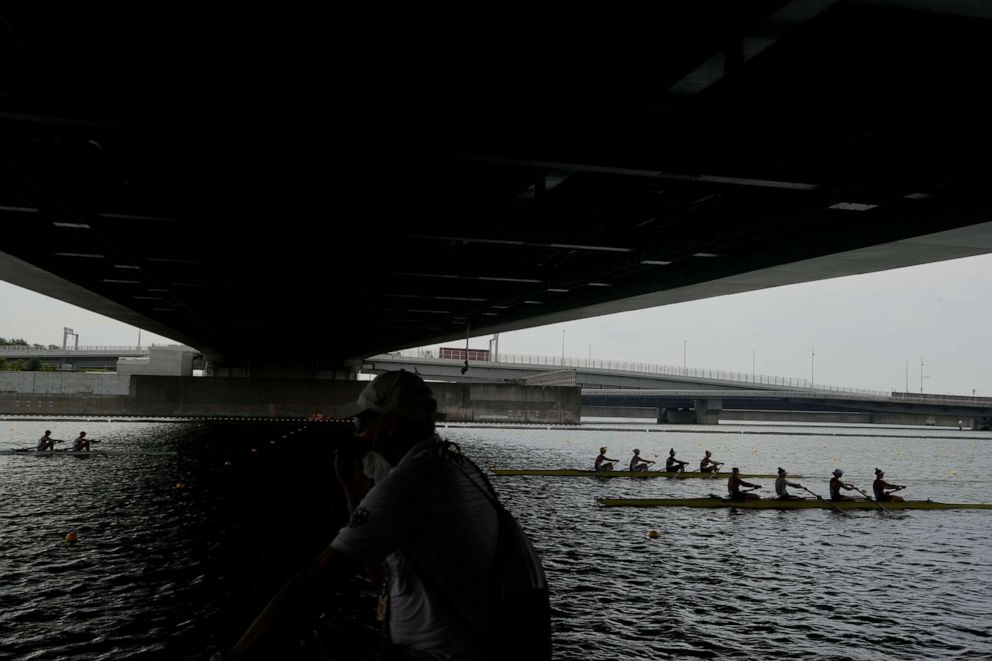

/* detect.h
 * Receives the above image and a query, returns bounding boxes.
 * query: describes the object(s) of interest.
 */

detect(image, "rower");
[829,469,856,501]
[629,449,654,472]
[872,468,906,503]
[665,449,688,473]
[595,447,618,472]
[727,467,761,501]
[72,432,90,452]
[699,450,723,474]
[774,467,803,500]
[37,430,56,451]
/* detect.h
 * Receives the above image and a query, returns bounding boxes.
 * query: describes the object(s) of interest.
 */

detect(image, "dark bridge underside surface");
[3,3,992,371]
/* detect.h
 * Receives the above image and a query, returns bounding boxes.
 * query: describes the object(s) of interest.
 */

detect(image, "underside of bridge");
[3,3,992,374]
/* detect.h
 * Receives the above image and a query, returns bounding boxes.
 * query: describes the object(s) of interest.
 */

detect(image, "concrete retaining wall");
[0,372,130,395]
[0,376,581,423]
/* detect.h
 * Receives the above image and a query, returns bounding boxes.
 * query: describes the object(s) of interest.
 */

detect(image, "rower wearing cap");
[872,468,906,503]
[774,467,803,500]
[595,447,618,472]
[665,449,688,473]
[727,467,762,501]
[699,450,723,474]
[829,469,856,501]
[629,449,654,472]
[71,432,90,452]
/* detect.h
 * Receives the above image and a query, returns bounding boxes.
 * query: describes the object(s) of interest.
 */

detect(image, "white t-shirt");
[332,436,500,659]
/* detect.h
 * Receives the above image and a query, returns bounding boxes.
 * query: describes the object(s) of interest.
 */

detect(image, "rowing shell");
[0,449,175,457]
[1,449,109,456]
[596,497,992,510]
[492,469,796,479]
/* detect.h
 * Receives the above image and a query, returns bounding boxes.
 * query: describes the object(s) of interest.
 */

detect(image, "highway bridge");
[364,352,992,428]
[3,5,992,377]
[0,345,205,372]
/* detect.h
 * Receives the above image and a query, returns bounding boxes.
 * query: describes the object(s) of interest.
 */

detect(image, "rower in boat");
[728,467,762,501]
[829,469,857,501]
[665,449,688,473]
[699,450,723,474]
[629,449,655,472]
[37,430,58,451]
[595,447,618,471]
[873,468,907,503]
[774,467,803,500]
[71,432,90,452]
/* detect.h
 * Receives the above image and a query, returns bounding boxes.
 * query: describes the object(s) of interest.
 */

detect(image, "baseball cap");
[333,370,436,420]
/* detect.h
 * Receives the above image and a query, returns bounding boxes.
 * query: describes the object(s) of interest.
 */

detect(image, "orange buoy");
[65,532,79,543]
[648,530,660,539]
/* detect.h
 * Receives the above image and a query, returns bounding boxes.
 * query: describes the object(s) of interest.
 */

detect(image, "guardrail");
[379,350,969,401]
[0,345,146,353]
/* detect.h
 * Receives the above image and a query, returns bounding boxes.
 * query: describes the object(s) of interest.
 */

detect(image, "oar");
[853,486,889,514]
[800,486,848,515]
[706,463,724,479]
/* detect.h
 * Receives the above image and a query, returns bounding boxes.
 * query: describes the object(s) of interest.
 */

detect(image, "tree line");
[0,337,57,371]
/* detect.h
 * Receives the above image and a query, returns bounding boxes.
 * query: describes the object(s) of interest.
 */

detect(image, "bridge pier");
[694,398,722,425]
[655,399,723,424]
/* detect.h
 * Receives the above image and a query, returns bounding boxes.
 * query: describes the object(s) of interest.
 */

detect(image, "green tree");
[0,356,6,370]
[26,357,43,371]
[6,359,21,371]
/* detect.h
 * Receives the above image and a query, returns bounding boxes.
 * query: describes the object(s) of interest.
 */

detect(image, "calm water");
[1,419,990,660]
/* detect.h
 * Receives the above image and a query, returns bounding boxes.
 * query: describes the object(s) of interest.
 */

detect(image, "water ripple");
[2,421,991,659]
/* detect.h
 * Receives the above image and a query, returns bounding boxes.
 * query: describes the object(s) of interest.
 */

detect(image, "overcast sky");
[413,253,992,397]
[3,253,990,396]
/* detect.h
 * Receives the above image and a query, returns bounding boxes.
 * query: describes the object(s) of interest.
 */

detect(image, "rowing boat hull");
[597,497,992,510]
[1,449,107,456]
[492,469,793,479]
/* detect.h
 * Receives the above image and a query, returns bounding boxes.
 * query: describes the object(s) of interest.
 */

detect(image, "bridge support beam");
[694,398,722,425]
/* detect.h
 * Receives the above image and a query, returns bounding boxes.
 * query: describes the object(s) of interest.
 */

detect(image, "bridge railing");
[388,349,893,397]
[0,345,147,354]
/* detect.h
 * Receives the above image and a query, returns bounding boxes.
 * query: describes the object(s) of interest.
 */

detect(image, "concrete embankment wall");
[0,376,581,423]
[0,372,130,395]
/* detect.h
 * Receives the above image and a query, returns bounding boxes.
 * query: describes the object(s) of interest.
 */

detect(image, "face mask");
[362,450,393,483]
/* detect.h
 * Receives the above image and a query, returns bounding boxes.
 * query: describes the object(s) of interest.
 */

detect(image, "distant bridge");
[0,345,148,371]
[0,345,204,372]
[364,352,992,428]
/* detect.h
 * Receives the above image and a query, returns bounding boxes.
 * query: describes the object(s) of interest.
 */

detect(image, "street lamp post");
[810,346,815,387]
[683,340,687,375]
